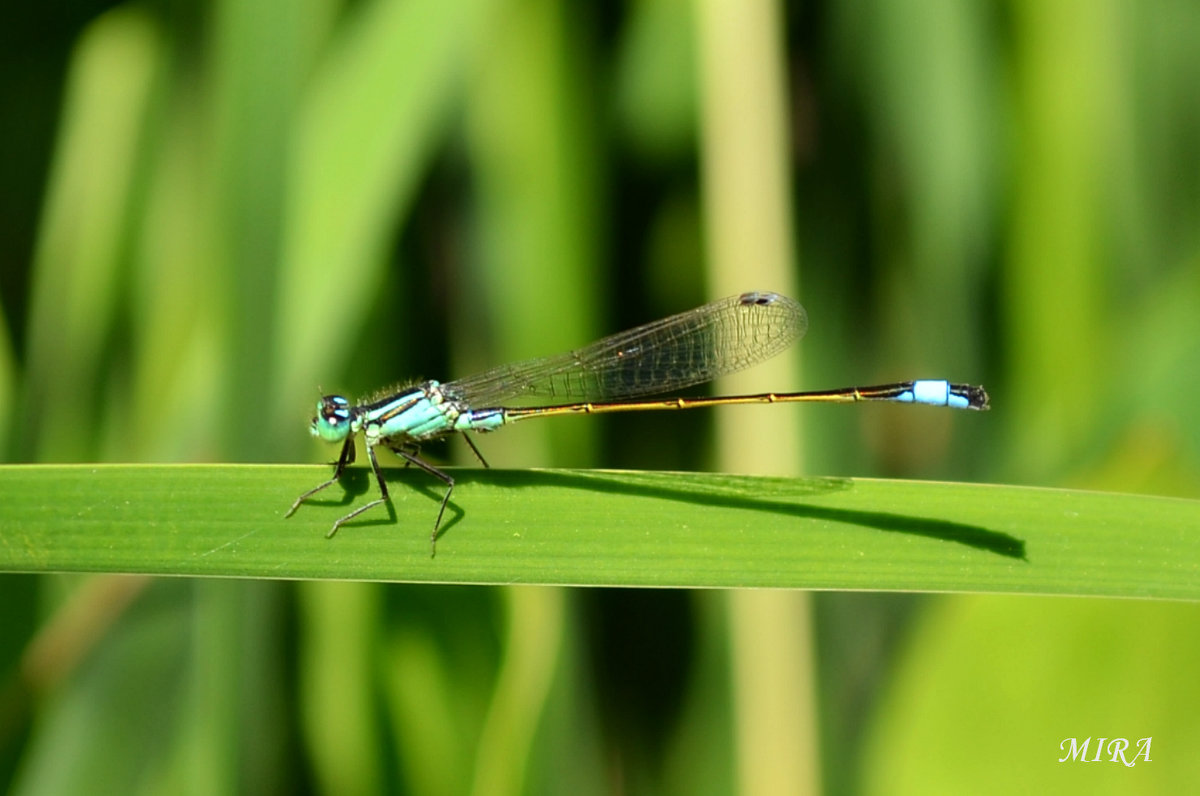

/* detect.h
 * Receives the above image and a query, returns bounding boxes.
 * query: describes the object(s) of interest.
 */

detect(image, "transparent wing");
[442,291,807,407]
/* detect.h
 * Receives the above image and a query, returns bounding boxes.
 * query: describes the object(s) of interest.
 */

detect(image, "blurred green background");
[1,0,1198,793]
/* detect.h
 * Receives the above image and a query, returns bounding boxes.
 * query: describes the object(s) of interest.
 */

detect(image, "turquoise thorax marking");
[361,382,461,442]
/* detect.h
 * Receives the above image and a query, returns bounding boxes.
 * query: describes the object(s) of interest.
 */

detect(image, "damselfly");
[286,291,989,554]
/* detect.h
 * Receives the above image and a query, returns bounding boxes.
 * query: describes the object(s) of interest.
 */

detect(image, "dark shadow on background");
[432,468,1027,561]
[294,466,1024,560]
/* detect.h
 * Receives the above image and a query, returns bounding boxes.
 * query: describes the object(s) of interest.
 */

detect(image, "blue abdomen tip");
[911,380,952,406]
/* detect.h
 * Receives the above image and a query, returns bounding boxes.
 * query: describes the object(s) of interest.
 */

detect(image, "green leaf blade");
[1,464,1196,599]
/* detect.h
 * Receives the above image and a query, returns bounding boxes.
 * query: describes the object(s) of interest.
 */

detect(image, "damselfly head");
[311,395,352,442]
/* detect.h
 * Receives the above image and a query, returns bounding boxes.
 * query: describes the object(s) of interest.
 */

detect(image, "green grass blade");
[0,464,1196,598]
[274,0,499,435]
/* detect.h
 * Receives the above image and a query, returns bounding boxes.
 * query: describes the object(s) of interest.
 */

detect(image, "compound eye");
[311,395,352,442]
